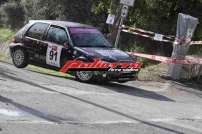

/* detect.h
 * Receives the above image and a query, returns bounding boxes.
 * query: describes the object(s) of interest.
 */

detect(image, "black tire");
[12,47,28,68]
[75,71,94,82]
[117,81,129,83]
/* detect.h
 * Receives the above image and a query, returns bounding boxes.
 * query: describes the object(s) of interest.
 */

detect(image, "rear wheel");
[12,48,28,68]
[75,71,94,82]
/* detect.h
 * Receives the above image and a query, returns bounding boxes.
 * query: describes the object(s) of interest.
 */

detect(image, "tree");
[0,0,8,5]
[0,0,201,56]
[0,1,25,29]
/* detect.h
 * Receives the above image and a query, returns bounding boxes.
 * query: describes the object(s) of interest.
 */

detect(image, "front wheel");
[12,48,28,68]
[75,71,94,82]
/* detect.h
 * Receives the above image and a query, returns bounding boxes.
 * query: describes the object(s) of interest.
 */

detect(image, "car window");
[26,23,49,40]
[46,26,68,45]
[69,27,112,48]
[16,23,32,38]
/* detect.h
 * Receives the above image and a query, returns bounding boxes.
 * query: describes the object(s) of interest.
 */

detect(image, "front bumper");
[93,70,139,82]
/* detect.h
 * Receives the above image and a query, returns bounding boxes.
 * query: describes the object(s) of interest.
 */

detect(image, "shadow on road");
[172,81,202,98]
[0,70,75,124]
[0,71,184,134]
[26,68,174,102]
[94,82,175,102]
[0,95,70,124]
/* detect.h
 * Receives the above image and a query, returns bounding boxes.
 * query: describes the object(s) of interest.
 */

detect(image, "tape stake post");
[115,0,135,48]
[168,13,199,80]
[115,17,124,48]
[115,5,128,48]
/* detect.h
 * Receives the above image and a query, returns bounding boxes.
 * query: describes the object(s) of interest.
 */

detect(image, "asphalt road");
[0,61,202,134]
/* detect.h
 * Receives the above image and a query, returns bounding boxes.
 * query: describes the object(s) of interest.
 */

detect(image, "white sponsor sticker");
[154,33,163,41]
[46,44,62,67]
[120,0,135,6]
[106,14,115,25]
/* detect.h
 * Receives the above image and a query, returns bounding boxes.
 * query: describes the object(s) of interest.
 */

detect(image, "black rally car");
[10,20,140,82]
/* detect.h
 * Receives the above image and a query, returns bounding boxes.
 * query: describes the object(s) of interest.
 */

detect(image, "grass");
[138,63,168,82]
[0,27,15,42]
[189,46,202,56]
[0,27,200,82]
[0,53,10,62]
[0,27,72,78]
[28,65,73,78]
[0,27,15,60]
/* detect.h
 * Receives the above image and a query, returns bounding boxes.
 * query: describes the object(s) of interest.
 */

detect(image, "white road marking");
[0,109,201,133]
[0,109,22,117]
[0,120,138,125]
[193,116,202,120]
[5,117,200,127]
[149,117,202,133]
[149,117,202,122]
[162,82,171,90]
[165,121,202,134]
[0,120,55,125]
[44,85,116,96]
[150,118,176,122]
[67,120,138,125]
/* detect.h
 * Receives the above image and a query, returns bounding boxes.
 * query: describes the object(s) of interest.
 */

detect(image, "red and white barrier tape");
[122,25,174,43]
[128,52,202,65]
[122,25,202,46]
[122,25,154,35]
[122,29,173,43]
[122,29,153,39]
[191,41,202,45]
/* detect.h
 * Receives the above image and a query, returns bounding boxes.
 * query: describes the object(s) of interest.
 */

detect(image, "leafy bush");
[189,46,202,56]
[0,27,15,42]
[0,2,25,29]
[122,41,157,67]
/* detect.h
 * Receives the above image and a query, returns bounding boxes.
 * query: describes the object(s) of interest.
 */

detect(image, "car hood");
[78,47,134,62]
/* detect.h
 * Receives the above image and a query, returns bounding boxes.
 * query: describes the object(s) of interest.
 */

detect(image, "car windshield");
[69,27,112,48]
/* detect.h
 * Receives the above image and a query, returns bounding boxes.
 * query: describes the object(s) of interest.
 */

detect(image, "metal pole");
[114,17,123,48]
[197,65,202,81]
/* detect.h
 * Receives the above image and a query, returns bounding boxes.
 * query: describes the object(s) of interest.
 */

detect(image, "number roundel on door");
[46,43,62,67]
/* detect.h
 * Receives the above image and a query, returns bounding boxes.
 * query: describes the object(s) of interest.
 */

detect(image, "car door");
[45,25,71,68]
[23,22,49,62]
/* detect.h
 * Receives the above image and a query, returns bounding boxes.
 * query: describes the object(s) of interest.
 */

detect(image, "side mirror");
[64,41,70,49]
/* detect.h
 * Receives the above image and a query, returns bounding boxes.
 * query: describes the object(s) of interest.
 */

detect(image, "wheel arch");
[10,43,27,55]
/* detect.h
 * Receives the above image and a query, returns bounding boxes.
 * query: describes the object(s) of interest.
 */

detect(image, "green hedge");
[0,27,15,42]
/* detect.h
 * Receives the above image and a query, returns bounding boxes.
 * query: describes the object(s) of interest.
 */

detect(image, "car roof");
[29,20,94,28]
